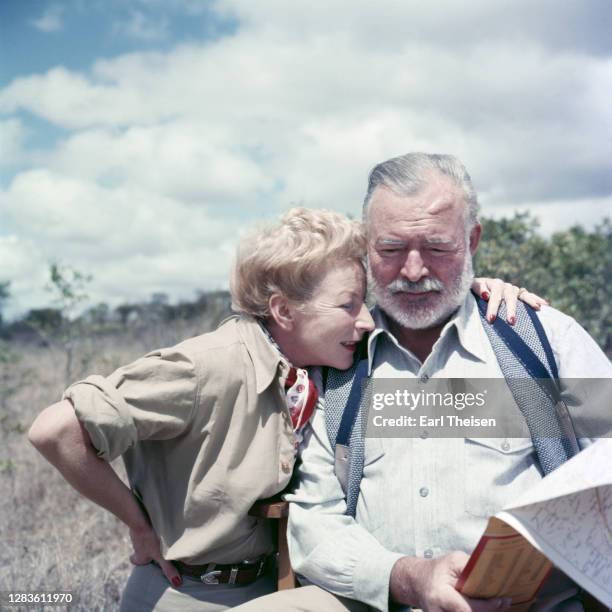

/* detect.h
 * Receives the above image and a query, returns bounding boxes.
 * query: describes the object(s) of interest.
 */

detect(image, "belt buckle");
[200,563,222,585]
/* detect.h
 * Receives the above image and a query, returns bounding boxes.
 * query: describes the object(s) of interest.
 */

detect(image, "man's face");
[366,172,481,330]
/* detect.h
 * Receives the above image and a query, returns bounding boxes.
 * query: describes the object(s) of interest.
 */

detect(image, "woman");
[28,208,544,611]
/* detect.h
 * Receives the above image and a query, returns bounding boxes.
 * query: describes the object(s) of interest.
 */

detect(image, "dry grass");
[0,315,224,611]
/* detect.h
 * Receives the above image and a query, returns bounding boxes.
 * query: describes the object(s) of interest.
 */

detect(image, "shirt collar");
[366,293,489,372]
[366,308,401,375]
[451,293,491,363]
[235,316,288,394]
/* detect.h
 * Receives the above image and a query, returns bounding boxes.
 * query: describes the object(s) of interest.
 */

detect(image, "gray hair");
[363,153,479,228]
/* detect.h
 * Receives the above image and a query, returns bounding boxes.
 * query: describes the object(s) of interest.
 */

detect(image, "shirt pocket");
[463,437,541,519]
[358,438,388,533]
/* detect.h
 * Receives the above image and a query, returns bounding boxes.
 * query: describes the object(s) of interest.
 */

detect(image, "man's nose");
[400,250,428,282]
[356,302,375,332]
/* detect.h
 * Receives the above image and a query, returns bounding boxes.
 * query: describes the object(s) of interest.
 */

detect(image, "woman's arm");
[28,400,182,587]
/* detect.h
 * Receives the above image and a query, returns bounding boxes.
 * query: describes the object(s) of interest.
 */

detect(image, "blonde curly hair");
[231,207,366,318]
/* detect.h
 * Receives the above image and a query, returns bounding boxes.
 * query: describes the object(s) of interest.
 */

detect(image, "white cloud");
[1,0,611,316]
[215,0,612,56]
[30,5,64,32]
[486,195,612,235]
[2,169,236,258]
[0,169,238,317]
[0,118,27,167]
[46,122,275,203]
[0,66,164,128]
[3,34,609,206]
[0,235,50,318]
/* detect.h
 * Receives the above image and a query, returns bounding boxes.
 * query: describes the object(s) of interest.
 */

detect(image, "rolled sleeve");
[63,346,198,461]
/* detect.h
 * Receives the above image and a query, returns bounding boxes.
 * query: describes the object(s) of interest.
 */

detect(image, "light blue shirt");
[287,297,612,611]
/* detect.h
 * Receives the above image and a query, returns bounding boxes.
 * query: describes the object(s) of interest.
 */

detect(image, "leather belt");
[173,555,271,585]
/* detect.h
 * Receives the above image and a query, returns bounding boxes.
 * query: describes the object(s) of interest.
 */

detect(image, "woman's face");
[290,261,375,370]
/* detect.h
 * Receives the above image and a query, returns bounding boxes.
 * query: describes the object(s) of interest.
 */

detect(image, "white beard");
[371,254,474,330]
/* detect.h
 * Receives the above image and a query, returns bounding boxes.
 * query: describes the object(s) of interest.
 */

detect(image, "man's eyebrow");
[375,238,406,247]
[425,236,453,245]
[374,236,454,246]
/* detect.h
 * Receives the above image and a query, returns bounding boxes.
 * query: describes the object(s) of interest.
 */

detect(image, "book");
[456,438,612,608]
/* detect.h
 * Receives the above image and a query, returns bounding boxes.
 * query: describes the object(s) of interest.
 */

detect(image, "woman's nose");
[357,302,375,332]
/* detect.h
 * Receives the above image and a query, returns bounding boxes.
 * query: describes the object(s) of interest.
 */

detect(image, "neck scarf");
[259,322,319,432]
[284,366,318,432]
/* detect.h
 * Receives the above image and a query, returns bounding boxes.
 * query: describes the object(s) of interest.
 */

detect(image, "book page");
[498,486,612,607]
[505,438,612,510]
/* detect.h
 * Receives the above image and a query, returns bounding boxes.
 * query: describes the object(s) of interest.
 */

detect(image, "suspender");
[524,301,559,380]
[475,298,579,462]
[474,298,561,402]
[335,356,369,448]
[327,298,579,505]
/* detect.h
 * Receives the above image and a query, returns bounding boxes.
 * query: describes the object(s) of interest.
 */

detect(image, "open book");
[456,438,612,608]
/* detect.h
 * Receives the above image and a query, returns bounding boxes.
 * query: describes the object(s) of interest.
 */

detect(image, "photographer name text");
[371,414,496,428]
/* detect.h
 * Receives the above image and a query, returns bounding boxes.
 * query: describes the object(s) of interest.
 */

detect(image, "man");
[234,153,612,612]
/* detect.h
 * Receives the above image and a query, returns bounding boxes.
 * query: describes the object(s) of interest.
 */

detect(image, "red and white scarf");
[284,366,318,432]
[260,322,319,432]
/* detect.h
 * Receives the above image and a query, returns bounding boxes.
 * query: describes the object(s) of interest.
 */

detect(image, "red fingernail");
[488,314,496,323]
[508,316,516,325]
[172,576,182,588]
[481,292,489,300]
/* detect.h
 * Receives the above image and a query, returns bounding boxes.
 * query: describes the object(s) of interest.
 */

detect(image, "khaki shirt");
[63,316,297,564]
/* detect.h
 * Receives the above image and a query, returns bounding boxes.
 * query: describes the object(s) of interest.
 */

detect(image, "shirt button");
[501,441,511,452]
[420,374,429,383]
[419,487,429,498]
[420,430,429,440]
[281,460,292,473]
[424,549,434,559]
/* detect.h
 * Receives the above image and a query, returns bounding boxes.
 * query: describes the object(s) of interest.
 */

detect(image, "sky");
[1,0,611,319]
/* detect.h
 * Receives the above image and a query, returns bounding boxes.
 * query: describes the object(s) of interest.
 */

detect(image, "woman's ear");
[268,294,295,331]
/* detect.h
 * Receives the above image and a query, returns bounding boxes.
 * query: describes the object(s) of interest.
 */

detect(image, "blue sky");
[0,1,235,82]
[1,0,611,318]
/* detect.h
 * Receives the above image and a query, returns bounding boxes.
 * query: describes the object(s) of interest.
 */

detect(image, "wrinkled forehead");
[367,181,467,240]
